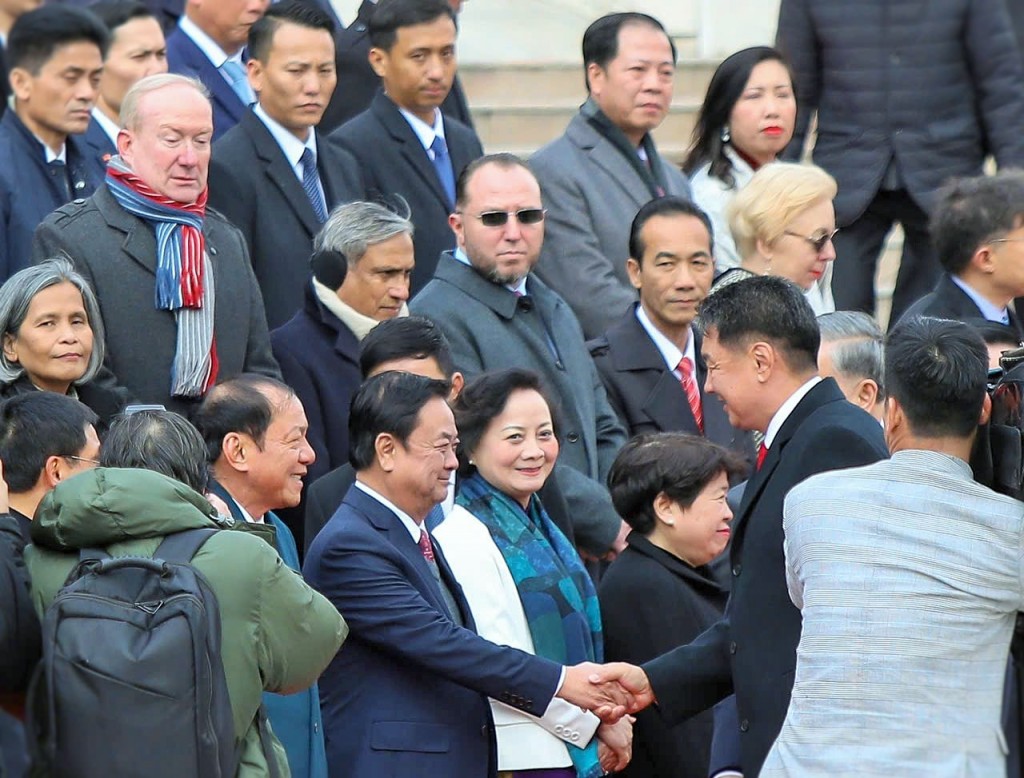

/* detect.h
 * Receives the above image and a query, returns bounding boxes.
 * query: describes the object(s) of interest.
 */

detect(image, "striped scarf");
[456,472,604,778]
[105,157,218,397]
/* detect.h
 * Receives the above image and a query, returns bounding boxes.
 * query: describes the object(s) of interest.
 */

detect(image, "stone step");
[459,59,717,106]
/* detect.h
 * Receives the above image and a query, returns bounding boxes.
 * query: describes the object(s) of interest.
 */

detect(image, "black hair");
[368,0,456,52]
[8,5,109,75]
[629,196,715,263]
[192,374,297,464]
[608,432,747,535]
[86,0,153,33]
[885,316,989,438]
[359,316,455,380]
[697,275,819,373]
[454,152,532,209]
[348,371,451,471]
[0,393,98,493]
[247,0,336,63]
[930,171,1024,275]
[683,46,794,184]
[102,409,209,493]
[582,12,676,92]
[451,368,564,478]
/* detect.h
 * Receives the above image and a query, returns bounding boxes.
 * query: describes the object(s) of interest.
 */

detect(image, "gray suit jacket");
[529,110,691,339]
[32,185,280,414]
[762,450,1024,777]
[410,252,627,552]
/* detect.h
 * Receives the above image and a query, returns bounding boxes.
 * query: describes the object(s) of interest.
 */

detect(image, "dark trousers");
[831,188,940,324]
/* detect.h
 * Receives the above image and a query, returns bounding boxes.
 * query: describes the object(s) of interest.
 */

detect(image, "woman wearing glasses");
[709,162,839,315]
[0,258,125,427]
[685,47,797,272]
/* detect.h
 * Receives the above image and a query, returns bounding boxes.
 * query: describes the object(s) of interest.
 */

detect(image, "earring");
[720,125,731,144]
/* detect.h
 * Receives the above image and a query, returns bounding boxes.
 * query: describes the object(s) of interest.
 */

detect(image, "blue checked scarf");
[457,472,604,778]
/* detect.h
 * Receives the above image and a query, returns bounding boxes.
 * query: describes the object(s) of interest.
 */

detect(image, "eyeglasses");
[464,209,547,228]
[64,455,100,467]
[990,238,1024,246]
[783,228,839,253]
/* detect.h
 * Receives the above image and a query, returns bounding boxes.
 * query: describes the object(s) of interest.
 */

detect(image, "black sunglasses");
[468,209,547,228]
[783,228,839,253]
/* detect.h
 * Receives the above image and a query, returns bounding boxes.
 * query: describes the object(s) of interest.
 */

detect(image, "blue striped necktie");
[429,135,455,206]
[220,59,254,105]
[301,147,328,223]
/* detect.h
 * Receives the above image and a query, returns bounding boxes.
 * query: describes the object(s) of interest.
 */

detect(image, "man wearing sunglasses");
[411,153,630,561]
[900,171,1024,344]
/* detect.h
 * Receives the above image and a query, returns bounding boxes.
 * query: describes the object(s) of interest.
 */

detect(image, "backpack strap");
[153,527,219,564]
[256,704,283,778]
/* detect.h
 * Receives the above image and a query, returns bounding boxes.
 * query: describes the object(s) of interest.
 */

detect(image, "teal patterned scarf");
[457,472,603,778]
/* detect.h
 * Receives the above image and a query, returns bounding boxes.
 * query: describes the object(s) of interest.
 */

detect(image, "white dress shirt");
[763,376,823,450]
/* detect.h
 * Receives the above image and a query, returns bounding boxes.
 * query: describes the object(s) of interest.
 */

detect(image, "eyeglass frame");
[64,455,100,467]
[459,208,547,228]
[782,227,839,253]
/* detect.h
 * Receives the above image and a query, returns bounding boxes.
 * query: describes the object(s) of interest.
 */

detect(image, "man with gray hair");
[817,311,885,421]
[32,73,280,415]
[271,199,414,540]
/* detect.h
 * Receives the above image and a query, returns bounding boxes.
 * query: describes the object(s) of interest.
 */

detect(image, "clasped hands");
[557,661,655,723]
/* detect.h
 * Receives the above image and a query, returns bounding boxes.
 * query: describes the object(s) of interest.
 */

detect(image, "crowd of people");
[1,0,1024,776]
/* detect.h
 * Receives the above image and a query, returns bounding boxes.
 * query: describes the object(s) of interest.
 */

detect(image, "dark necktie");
[418,527,436,562]
[48,159,72,201]
[300,147,328,223]
[678,357,704,433]
[429,135,455,206]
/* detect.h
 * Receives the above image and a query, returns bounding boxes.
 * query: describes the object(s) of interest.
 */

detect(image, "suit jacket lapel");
[372,93,452,210]
[244,111,321,236]
[568,114,650,207]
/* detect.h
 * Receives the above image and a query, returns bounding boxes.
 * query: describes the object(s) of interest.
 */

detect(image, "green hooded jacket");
[25,468,347,776]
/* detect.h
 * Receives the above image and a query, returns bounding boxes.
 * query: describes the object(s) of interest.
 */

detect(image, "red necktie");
[418,528,436,562]
[756,443,768,470]
[678,357,704,433]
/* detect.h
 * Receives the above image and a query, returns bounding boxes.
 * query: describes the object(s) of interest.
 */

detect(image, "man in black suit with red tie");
[588,196,755,469]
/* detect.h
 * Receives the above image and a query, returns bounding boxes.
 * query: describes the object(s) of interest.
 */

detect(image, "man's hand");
[596,716,634,773]
[558,662,634,721]
[588,662,655,720]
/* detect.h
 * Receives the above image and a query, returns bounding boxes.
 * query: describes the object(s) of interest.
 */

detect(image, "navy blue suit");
[165,26,246,140]
[0,111,98,281]
[303,485,562,778]
[81,117,116,186]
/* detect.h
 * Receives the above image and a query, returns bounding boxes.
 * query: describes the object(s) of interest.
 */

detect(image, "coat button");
[729,641,737,655]
[567,432,580,443]
[740,719,749,732]
[732,564,742,577]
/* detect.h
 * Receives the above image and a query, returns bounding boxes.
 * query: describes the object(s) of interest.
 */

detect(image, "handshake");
[558,661,655,722]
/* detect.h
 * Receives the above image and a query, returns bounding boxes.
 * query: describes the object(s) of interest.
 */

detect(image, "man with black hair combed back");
[208,0,364,329]
[591,275,888,776]
[759,316,1024,775]
[0,4,107,282]
[329,0,483,295]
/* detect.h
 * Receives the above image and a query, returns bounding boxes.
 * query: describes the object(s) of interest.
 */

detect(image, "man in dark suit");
[319,0,471,134]
[303,370,629,778]
[593,276,889,776]
[83,1,168,183]
[901,171,1024,344]
[272,200,414,546]
[208,0,364,328]
[329,0,483,294]
[0,5,106,281]
[33,73,280,415]
[589,196,754,467]
[165,0,268,139]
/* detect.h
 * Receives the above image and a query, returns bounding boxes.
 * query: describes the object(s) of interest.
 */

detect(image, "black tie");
[48,159,72,201]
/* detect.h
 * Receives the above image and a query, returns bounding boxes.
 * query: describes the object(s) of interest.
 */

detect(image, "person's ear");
[375,432,398,472]
[2,333,18,364]
[979,392,993,426]
[652,491,677,526]
[8,67,33,103]
[626,257,643,291]
[42,455,66,489]
[750,341,775,382]
[972,244,997,274]
[221,432,249,472]
[368,47,388,79]
[246,58,264,95]
[448,371,465,403]
[853,378,879,413]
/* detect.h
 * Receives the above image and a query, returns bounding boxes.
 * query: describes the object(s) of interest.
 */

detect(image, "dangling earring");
[720,125,731,144]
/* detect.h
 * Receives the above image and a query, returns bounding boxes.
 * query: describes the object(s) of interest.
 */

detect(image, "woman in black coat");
[599,433,746,778]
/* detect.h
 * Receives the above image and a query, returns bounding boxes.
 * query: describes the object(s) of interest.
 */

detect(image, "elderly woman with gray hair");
[0,258,126,426]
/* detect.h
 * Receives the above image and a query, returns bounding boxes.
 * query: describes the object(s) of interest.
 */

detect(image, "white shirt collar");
[34,136,66,164]
[397,105,445,154]
[950,274,1010,324]
[355,481,424,541]
[178,15,236,68]
[453,247,529,295]
[91,107,120,146]
[635,304,694,376]
[236,500,264,525]
[254,103,316,171]
[763,376,823,449]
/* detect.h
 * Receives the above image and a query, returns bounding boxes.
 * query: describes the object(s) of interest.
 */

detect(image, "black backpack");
[28,527,267,778]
